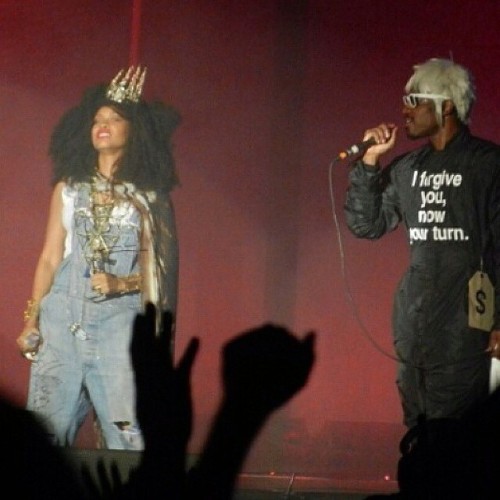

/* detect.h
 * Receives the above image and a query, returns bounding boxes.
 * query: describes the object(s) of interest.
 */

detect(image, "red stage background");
[1,0,499,484]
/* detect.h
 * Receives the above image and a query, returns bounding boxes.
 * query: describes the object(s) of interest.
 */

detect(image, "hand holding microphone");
[17,327,43,361]
[337,137,377,160]
[337,123,397,163]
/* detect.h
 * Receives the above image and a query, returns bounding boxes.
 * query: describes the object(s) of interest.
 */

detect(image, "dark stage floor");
[66,419,403,498]
[235,473,398,498]
[68,448,400,499]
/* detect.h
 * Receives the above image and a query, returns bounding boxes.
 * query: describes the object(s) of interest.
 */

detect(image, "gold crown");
[106,66,147,103]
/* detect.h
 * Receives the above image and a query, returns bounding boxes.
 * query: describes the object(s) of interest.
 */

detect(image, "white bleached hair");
[405,58,476,125]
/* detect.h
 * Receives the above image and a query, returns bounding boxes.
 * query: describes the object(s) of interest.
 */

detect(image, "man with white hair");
[344,58,500,431]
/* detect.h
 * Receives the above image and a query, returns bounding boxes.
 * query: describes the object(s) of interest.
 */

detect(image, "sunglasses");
[402,93,449,108]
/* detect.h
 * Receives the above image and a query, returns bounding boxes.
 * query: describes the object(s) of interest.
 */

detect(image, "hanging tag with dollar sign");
[468,270,494,331]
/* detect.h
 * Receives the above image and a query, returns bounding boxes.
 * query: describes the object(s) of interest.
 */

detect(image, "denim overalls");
[27,182,145,450]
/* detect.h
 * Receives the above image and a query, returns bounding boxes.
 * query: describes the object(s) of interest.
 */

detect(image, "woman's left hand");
[90,272,121,296]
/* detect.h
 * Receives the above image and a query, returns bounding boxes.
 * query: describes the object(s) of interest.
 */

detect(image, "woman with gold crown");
[16,67,181,450]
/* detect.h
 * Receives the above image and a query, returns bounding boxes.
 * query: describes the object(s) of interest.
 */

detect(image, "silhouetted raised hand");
[222,323,316,412]
[187,323,315,500]
[126,303,199,499]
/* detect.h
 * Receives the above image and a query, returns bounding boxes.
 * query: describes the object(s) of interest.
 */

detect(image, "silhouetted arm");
[127,303,199,498]
[187,324,315,500]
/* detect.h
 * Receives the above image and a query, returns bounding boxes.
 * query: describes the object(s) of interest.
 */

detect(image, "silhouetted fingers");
[80,463,102,499]
[157,309,175,361]
[176,337,200,379]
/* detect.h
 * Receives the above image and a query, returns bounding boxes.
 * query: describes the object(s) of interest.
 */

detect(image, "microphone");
[337,137,377,160]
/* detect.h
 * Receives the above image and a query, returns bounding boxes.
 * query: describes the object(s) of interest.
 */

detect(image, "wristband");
[23,299,40,322]
[120,274,142,294]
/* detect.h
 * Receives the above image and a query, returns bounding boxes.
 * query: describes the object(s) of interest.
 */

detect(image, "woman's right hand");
[17,326,43,361]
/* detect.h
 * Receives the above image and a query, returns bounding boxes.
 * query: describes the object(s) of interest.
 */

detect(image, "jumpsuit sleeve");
[344,160,401,239]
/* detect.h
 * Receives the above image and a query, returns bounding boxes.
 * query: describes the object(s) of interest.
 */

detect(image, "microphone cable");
[328,156,401,364]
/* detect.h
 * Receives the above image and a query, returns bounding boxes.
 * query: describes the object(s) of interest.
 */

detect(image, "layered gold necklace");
[87,171,117,273]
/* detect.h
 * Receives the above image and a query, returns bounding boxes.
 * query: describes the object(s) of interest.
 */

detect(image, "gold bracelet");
[120,274,142,295]
[23,299,40,322]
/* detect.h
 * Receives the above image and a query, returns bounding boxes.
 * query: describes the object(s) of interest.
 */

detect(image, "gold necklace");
[87,172,116,272]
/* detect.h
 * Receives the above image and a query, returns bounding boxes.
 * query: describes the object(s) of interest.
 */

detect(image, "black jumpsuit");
[344,127,500,428]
